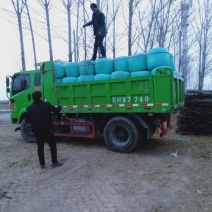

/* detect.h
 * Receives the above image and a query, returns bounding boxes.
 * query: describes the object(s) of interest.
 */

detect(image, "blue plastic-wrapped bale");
[95,58,113,74]
[79,60,95,75]
[147,48,172,70]
[62,77,77,83]
[111,71,130,79]
[114,56,129,72]
[77,75,95,82]
[65,62,79,77]
[130,71,151,78]
[54,63,65,79]
[128,53,147,72]
[94,74,111,81]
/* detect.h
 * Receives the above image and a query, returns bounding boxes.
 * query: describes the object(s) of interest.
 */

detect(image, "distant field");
[0,102,10,112]
[0,100,9,104]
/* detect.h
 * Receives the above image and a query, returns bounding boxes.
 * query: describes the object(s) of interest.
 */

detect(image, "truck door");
[41,68,58,106]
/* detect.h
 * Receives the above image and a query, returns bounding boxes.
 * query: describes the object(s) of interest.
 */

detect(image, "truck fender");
[129,114,154,139]
[18,109,27,124]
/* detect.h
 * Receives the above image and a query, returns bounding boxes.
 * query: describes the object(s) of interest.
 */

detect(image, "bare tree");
[155,0,176,48]
[111,0,120,58]
[192,0,212,91]
[61,0,75,62]
[82,0,89,60]
[80,1,89,61]
[38,0,54,61]
[11,0,26,70]
[24,0,38,69]
[135,0,176,52]
[136,0,158,52]
[127,0,142,56]
[75,0,81,62]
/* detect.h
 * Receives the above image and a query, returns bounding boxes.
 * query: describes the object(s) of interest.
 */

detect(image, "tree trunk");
[25,0,37,69]
[61,0,73,62]
[38,0,53,61]
[128,0,133,56]
[18,13,26,70]
[46,6,53,61]
[11,0,26,71]
[112,1,116,58]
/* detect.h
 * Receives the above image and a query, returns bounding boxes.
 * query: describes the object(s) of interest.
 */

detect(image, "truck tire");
[104,116,139,153]
[20,118,37,143]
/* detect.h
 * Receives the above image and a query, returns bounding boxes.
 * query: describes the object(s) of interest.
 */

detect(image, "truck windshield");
[12,73,30,95]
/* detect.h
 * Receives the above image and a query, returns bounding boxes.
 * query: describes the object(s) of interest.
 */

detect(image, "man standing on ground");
[25,91,63,169]
[83,3,107,60]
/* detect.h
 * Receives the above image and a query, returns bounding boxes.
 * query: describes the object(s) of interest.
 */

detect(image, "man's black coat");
[84,9,107,37]
[25,101,61,132]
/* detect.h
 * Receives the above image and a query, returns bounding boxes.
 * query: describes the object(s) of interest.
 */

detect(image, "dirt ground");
[0,104,211,212]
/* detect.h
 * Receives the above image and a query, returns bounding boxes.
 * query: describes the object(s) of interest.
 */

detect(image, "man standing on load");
[83,3,107,61]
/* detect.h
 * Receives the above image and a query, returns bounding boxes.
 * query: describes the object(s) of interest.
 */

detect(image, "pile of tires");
[176,90,212,135]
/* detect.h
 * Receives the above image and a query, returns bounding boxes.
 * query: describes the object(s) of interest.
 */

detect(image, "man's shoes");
[90,56,106,60]
[51,162,63,168]
[90,55,96,61]
[40,164,46,169]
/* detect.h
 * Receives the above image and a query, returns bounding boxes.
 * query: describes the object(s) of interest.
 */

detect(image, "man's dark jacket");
[25,101,61,132]
[84,9,107,36]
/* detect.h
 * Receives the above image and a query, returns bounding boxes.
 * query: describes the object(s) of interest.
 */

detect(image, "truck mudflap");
[14,126,21,132]
[155,115,172,137]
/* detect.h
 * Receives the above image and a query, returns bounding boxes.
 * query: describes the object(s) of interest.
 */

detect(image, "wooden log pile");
[176,90,212,135]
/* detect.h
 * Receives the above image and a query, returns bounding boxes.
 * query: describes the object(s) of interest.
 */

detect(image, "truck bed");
[48,66,184,114]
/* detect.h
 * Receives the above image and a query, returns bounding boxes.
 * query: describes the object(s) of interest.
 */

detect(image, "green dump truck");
[6,52,184,152]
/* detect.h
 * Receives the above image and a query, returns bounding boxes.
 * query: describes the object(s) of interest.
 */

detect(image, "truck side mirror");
[6,76,10,88]
[6,76,10,93]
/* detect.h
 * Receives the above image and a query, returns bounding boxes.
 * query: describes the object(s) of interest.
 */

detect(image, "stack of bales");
[54,48,181,84]
[176,90,212,135]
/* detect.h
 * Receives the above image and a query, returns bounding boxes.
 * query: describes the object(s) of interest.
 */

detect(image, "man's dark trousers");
[34,129,57,165]
[93,35,106,60]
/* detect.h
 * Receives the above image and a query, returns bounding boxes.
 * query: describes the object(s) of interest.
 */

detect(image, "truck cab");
[7,70,41,124]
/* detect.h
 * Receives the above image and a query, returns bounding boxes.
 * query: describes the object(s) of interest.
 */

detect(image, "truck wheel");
[21,118,36,143]
[104,116,139,153]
